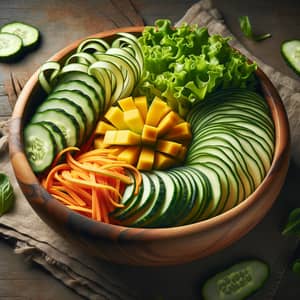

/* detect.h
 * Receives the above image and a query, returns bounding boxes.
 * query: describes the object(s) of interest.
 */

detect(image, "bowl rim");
[9,26,291,242]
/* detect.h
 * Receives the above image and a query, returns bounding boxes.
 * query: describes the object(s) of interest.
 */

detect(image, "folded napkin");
[0,0,300,299]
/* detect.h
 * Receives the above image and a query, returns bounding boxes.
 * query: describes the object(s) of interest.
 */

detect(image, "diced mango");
[134,96,148,121]
[137,147,155,171]
[164,122,192,142]
[141,124,158,145]
[156,139,182,157]
[118,96,136,111]
[104,130,141,145]
[177,145,188,162]
[145,96,171,127]
[153,152,177,170]
[94,136,110,149]
[123,108,144,133]
[103,130,118,144]
[157,111,181,137]
[117,146,141,165]
[95,120,116,135]
[104,106,127,129]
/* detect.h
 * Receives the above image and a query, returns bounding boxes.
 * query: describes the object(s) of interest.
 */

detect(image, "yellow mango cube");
[94,136,111,149]
[111,130,141,145]
[118,96,136,111]
[153,152,177,170]
[95,120,116,135]
[157,111,181,137]
[117,146,141,165]
[145,96,171,127]
[104,106,127,129]
[141,124,158,145]
[102,130,118,144]
[137,147,155,170]
[156,139,182,157]
[134,96,148,121]
[123,108,144,133]
[177,145,188,162]
[164,122,192,142]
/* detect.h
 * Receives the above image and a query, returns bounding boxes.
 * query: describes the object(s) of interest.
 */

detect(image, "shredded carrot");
[41,146,141,224]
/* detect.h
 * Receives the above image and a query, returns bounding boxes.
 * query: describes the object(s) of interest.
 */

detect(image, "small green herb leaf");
[239,16,272,41]
[292,259,300,275]
[282,208,300,236]
[0,173,14,216]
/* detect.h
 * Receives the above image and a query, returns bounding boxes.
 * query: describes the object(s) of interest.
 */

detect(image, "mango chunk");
[118,96,136,111]
[177,145,188,162]
[157,111,181,137]
[145,96,171,127]
[103,130,141,145]
[104,106,127,129]
[154,152,177,170]
[164,122,192,141]
[95,120,116,135]
[156,139,182,157]
[137,147,155,171]
[117,146,141,165]
[134,96,148,121]
[141,124,158,145]
[94,136,110,149]
[123,108,144,133]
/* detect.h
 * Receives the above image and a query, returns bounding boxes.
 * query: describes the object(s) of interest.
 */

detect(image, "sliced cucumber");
[0,32,22,60]
[202,259,269,300]
[57,71,105,113]
[31,109,79,147]
[53,80,101,120]
[24,123,56,173]
[281,40,300,75]
[36,98,87,145]
[0,21,39,49]
[38,121,66,153]
[47,90,95,136]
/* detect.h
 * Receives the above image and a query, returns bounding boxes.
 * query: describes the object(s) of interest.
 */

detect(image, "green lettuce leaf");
[136,19,258,117]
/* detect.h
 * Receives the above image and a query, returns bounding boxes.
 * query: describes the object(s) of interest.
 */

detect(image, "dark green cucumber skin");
[281,40,300,76]
[202,260,270,300]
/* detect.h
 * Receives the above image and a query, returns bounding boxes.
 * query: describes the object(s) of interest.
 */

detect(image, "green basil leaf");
[0,173,15,216]
[239,16,272,41]
[282,208,300,236]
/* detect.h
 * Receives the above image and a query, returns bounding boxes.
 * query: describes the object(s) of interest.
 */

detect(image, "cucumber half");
[281,39,300,75]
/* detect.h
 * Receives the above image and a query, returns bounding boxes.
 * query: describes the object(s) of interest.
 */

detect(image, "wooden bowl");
[9,27,290,266]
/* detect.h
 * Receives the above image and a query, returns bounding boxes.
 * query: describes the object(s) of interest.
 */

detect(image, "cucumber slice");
[47,90,95,136]
[24,123,56,173]
[0,32,22,60]
[202,259,269,300]
[281,40,300,75]
[0,21,39,48]
[31,109,79,147]
[53,80,101,119]
[38,121,66,153]
[36,98,87,145]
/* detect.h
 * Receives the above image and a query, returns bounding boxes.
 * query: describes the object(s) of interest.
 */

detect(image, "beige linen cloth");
[0,0,300,299]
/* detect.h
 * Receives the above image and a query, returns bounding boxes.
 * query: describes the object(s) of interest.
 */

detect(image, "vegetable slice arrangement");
[23,20,276,228]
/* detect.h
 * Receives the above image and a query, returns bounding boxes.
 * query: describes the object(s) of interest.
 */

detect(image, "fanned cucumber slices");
[114,89,275,227]
[0,21,40,61]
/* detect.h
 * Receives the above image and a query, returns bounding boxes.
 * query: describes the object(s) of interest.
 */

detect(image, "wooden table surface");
[1,0,300,299]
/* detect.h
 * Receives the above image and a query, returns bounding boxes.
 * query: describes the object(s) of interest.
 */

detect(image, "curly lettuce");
[136,19,257,117]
